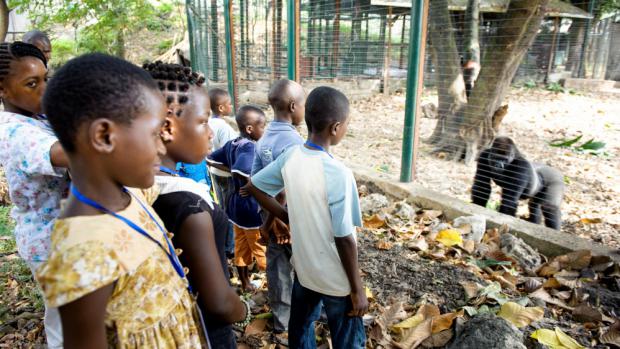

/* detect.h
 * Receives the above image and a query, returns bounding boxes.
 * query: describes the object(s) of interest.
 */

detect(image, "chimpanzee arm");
[498,159,530,217]
[472,150,493,207]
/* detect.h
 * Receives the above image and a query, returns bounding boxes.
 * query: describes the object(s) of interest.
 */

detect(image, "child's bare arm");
[59,284,114,349]
[245,181,288,224]
[334,234,368,317]
[50,142,69,168]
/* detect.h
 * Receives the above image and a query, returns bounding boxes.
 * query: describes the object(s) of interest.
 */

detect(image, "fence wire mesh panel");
[186,0,620,245]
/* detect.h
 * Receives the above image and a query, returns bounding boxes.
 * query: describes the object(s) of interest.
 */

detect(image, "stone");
[448,313,526,349]
[360,193,389,215]
[500,233,542,275]
[454,215,486,243]
[392,201,417,220]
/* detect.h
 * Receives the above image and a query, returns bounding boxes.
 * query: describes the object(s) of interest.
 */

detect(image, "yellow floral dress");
[36,188,207,348]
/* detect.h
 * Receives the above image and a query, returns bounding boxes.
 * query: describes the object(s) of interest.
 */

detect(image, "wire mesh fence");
[186,0,620,241]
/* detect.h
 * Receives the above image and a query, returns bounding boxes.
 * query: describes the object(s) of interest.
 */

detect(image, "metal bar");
[224,0,238,112]
[545,17,560,84]
[287,0,297,80]
[186,0,198,72]
[577,0,596,78]
[210,0,219,81]
[400,0,428,183]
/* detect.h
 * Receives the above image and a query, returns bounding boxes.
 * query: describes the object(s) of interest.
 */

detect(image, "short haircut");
[268,79,304,112]
[305,86,349,133]
[43,53,158,153]
[22,30,50,45]
[142,61,206,117]
[236,105,265,130]
[0,42,47,82]
[208,88,230,113]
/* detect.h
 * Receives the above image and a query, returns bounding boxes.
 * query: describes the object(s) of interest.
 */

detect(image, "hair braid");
[142,61,205,117]
[0,42,47,83]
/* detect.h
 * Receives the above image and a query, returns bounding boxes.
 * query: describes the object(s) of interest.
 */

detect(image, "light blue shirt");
[251,145,362,296]
[251,121,304,176]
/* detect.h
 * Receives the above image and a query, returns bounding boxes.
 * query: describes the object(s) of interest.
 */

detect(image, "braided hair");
[142,61,206,118]
[0,41,47,83]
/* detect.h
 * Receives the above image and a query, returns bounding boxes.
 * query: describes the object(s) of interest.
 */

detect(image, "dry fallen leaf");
[572,304,603,323]
[580,217,602,224]
[459,281,482,300]
[419,329,453,348]
[460,239,476,254]
[376,240,393,250]
[431,311,463,333]
[530,288,574,310]
[601,321,620,346]
[395,318,433,349]
[497,301,544,328]
[244,318,268,336]
[435,229,463,247]
[421,210,443,220]
[364,214,387,229]
[392,314,425,334]
[407,237,429,252]
[531,327,585,349]
[365,287,375,302]
[557,250,592,270]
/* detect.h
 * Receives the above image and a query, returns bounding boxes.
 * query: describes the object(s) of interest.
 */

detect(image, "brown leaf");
[530,288,573,310]
[538,260,561,277]
[497,302,544,328]
[543,278,562,289]
[580,217,602,224]
[431,311,463,333]
[601,321,620,346]
[555,270,582,289]
[416,304,441,319]
[364,214,387,229]
[572,304,603,323]
[407,237,429,252]
[395,318,433,349]
[460,240,476,254]
[376,240,393,250]
[244,318,268,336]
[420,329,453,348]
[421,210,443,220]
[557,250,592,270]
[460,281,482,300]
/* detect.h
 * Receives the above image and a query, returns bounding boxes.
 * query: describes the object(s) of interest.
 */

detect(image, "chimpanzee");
[471,136,564,229]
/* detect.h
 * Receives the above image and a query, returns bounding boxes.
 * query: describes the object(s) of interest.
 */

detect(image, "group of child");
[0,34,368,349]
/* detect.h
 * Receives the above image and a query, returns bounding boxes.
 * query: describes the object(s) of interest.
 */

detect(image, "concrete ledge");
[563,78,617,92]
[353,167,620,262]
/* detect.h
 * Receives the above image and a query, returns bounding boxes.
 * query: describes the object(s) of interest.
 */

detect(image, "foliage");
[49,38,77,67]
[549,135,608,156]
[8,0,182,58]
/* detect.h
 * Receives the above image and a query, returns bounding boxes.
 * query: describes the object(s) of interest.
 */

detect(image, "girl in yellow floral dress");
[35,53,208,348]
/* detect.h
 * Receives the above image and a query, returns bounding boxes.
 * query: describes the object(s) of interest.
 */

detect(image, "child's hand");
[272,219,290,245]
[239,184,251,197]
[348,289,369,317]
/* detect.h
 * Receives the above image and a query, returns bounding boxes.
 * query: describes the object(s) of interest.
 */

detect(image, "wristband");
[235,297,252,327]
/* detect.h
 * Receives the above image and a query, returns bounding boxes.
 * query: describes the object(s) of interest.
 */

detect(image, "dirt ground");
[332,88,620,248]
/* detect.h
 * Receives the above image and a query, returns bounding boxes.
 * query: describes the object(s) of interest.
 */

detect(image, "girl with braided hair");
[144,61,249,348]
[0,41,68,348]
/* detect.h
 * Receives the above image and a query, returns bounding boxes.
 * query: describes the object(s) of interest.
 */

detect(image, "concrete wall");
[352,166,620,262]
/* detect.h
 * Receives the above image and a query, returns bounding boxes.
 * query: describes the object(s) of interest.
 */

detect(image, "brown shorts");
[233,225,267,270]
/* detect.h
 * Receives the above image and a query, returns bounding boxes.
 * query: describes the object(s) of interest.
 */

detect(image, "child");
[23,30,52,62]
[36,53,206,347]
[143,61,249,348]
[0,41,68,348]
[208,88,238,258]
[250,79,305,333]
[209,105,267,292]
[248,87,368,349]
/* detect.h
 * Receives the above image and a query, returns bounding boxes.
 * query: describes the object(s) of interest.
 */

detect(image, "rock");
[448,313,526,349]
[392,201,417,220]
[453,215,486,243]
[500,233,542,274]
[421,102,438,119]
[360,193,389,215]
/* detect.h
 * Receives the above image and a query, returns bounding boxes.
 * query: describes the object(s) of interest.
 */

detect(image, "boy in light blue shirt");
[248,86,367,349]
[250,79,305,333]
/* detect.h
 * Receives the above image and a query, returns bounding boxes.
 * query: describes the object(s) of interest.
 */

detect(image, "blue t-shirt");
[209,137,262,229]
[251,145,362,296]
[251,121,304,175]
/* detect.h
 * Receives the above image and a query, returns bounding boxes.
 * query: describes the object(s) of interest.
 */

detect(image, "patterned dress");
[0,111,69,266]
[36,188,208,348]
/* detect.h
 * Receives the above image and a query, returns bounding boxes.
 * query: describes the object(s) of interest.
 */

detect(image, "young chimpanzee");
[471,136,564,230]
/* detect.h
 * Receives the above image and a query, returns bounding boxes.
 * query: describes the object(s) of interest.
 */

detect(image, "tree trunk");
[0,0,8,43]
[432,0,549,163]
[114,29,126,59]
[463,0,481,97]
[566,18,585,77]
[426,0,467,145]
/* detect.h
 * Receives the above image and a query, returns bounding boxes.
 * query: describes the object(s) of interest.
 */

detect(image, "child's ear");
[89,119,116,154]
[288,101,296,113]
[160,116,175,143]
[218,104,225,114]
[331,121,341,136]
[246,124,254,135]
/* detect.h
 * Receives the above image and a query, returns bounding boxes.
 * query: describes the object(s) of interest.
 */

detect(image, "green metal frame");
[224,0,237,112]
[400,0,425,183]
[287,0,297,80]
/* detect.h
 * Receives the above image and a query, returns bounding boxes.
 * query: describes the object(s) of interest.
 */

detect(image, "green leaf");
[549,135,582,148]
[470,257,513,269]
[576,138,606,151]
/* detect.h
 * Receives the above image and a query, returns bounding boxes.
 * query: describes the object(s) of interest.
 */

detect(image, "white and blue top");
[251,144,362,297]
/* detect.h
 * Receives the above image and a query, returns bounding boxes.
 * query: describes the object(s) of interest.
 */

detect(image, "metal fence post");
[287,0,299,81]
[400,0,428,183]
[224,0,238,112]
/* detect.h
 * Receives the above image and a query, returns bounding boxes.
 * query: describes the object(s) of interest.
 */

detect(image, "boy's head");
[44,53,166,189]
[267,79,305,126]
[208,88,232,117]
[236,105,266,142]
[0,42,48,116]
[305,86,350,146]
[143,61,212,164]
[22,30,52,62]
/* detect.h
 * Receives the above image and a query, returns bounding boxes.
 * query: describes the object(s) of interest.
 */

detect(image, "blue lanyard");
[305,141,333,158]
[69,185,190,292]
[159,165,180,176]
